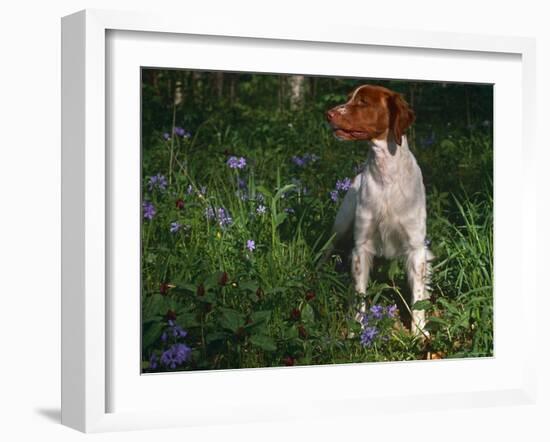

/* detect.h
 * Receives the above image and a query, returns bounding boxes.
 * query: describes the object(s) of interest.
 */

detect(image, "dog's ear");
[388,93,415,146]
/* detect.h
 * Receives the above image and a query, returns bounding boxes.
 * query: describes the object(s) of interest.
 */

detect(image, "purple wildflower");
[335,177,352,192]
[330,190,339,202]
[204,207,215,220]
[174,126,191,138]
[360,326,379,347]
[186,184,193,195]
[291,153,319,167]
[256,204,267,215]
[370,305,384,320]
[160,343,192,369]
[284,207,295,214]
[237,177,247,189]
[148,173,168,191]
[387,304,398,318]
[199,185,207,196]
[142,201,156,220]
[227,156,247,170]
[161,332,168,342]
[163,132,171,141]
[149,353,158,370]
[171,325,188,339]
[246,239,256,252]
[170,222,181,233]
[217,207,233,227]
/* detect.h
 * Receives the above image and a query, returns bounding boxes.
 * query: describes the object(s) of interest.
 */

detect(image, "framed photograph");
[62,9,537,433]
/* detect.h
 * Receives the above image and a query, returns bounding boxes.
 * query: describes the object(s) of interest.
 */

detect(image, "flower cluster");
[227,156,247,169]
[161,320,188,341]
[336,177,352,192]
[174,126,192,138]
[149,319,192,371]
[159,344,192,369]
[217,208,233,227]
[170,221,181,233]
[359,304,398,348]
[330,177,352,202]
[148,173,168,192]
[186,184,207,196]
[205,206,233,228]
[291,153,319,167]
[142,201,156,220]
[230,176,267,214]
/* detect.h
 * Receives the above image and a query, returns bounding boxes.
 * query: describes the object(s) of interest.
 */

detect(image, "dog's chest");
[360,174,409,258]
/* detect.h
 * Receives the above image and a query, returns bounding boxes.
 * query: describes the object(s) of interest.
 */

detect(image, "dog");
[326,84,432,335]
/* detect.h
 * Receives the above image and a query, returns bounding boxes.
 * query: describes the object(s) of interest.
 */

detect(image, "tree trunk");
[408,84,417,150]
[174,80,183,106]
[192,71,203,106]
[278,75,285,111]
[229,74,237,105]
[289,75,305,110]
[309,76,317,104]
[214,72,224,99]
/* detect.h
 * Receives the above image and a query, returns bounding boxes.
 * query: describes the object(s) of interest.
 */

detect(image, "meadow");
[140,71,493,372]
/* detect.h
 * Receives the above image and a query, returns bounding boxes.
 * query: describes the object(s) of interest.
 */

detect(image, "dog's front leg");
[351,242,374,320]
[406,246,433,336]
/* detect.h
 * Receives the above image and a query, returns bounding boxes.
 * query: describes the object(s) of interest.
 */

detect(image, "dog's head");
[326,85,415,145]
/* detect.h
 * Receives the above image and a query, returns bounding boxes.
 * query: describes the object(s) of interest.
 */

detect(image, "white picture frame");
[61,9,537,433]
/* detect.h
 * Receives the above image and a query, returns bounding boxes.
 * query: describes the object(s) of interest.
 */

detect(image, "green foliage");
[141,70,493,372]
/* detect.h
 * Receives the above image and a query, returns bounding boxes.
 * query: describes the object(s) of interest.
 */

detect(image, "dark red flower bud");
[204,302,213,313]
[159,282,170,295]
[176,198,185,209]
[165,309,177,321]
[256,287,264,300]
[196,283,205,296]
[298,324,308,339]
[305,290,316,302]
[290,308,301,321]
[283,356,295,366]
[219,272,229,286]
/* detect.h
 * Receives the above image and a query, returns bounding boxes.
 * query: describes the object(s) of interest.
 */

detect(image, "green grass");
[141,109,493,372]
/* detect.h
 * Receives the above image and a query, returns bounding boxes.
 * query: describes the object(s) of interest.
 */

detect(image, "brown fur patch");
[326,85,414,144]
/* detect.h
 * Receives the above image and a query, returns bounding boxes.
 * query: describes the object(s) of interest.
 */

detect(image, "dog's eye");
[357,98,368,105]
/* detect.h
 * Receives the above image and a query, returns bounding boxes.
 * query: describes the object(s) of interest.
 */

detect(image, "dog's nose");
[326,108,336,122]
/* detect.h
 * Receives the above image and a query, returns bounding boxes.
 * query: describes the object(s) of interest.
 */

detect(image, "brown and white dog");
[326,85,432,335]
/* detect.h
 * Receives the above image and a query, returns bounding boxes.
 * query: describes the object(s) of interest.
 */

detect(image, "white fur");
[331,135,433,335]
